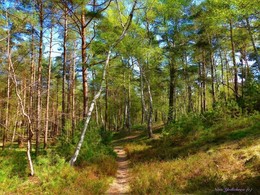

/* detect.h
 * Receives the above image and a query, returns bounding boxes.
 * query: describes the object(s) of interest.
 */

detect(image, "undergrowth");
[0,123,117,194]
[125,112,260,194]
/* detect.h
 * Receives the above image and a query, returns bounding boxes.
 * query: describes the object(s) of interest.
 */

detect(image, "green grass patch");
[0,124,118,194]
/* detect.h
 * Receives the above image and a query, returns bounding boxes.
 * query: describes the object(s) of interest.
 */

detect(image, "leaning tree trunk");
[69,50,111,166]
[69,1,137,165]
[245,17,260,71]
[9,47,34,176]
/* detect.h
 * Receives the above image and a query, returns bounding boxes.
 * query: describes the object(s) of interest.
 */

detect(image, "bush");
[99,127,114,145]
[163,113,204,137]
[56,121,115,165]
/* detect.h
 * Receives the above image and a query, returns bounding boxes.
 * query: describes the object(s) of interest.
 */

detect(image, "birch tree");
[69,0,137,165]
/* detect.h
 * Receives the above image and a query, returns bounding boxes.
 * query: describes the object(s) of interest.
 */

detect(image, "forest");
[0,0,259,194]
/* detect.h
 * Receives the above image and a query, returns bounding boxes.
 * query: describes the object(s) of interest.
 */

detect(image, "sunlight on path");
[106,146,131,194]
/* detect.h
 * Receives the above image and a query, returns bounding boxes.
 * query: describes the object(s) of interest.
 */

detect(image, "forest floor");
[106,126,162,194]
[1,115,259,194]
[109,118,260,194]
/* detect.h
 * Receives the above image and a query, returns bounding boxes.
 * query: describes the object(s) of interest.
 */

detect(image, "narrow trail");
[106,146,131,194]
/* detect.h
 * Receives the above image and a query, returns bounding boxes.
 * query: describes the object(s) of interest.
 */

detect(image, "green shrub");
[99,127,114,145]
[163,113,204,137]
[56,121,115,165]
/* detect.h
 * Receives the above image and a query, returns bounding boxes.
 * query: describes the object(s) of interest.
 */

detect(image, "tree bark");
[44,24,53,149]
[224,51,230,99]
[105,67,109,130]
[69,0,136,164]
[245,17,260,71]
[142,68,153,138]
[168,61,175,122]
[62,8,68,134]
[219,50,227,103]
[183,54,192,113]
[127,64,131,132]
[36,0,43,156]
[81,11,89,118]
[3,11,10,150]
[70,50,111,166]
[71,41,76,140]
[140,64,146,124]
[229,20,238,100]
[202,51,206,112]
[210,50,216,107]
[29,27,35,151]
[9,47,34,176]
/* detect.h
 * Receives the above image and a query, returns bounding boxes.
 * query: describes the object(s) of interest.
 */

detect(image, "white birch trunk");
[69,50,111,166]
[69,0,137,166]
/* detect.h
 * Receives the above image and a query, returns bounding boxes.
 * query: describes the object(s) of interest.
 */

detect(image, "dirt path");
[106,146,131,194]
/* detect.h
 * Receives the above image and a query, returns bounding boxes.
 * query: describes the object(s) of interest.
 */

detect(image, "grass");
[1,115,259,194]
[0,149,117,194]
[120,114,260,194]
[0,136,117,195]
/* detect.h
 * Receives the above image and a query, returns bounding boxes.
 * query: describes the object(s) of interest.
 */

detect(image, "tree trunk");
[183,53,192,113]
[210,50,216,107]
[62,8,68,134]
[70,50,111,166]
[143,69,153,138]
[29,27,35,151]
[9,45,34,176]
[69,0,136,165]
[202,51,206,112]
[245,17,260,71]
[44,24,53,149]
[199,61,203,113]
[219,50,227,103]
[36,0,43,156]
[71,41,76,140]
[140,64,146,124]
[137,59,153,138]
[81,12,89,118]
[168,61,175,122]
[105,67,109,130]
[224,51,230,99]
[229,20,238,100]
[3,11,10,150]
[127,66,131,132]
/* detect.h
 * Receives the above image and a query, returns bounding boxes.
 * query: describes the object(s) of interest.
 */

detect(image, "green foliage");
[164,101,244,139]
[56,121,115,165]
[0,150,27,192]
[99,127,114,145]
[242,79,260,112]
[164,114,203,136]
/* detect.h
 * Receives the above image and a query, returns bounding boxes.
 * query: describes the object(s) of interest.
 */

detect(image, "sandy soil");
[106,146,131,194]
